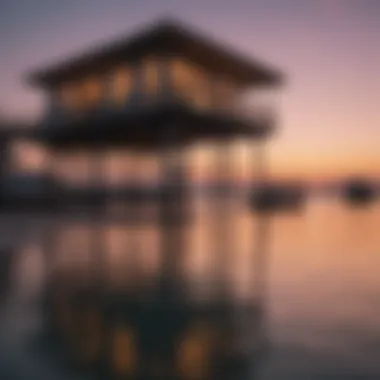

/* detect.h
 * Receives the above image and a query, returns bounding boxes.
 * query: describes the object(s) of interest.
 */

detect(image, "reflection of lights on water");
[178,323,214,379]
[112,326,137,376]
[6,200,380,378]
[5,203,268,302]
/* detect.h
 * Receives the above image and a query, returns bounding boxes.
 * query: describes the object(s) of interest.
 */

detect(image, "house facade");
[20,19,283,380]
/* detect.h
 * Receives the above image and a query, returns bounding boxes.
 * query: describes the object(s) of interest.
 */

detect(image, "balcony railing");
[41,89,275,139]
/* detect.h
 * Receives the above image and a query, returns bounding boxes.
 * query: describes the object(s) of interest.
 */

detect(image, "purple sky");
[1,0,380,182]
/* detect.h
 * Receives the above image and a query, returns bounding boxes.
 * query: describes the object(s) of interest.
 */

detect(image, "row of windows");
[52,144,253,187]
[171,59,237,111]
[53,58,239,113]
[54,151,161,186]
[58,60,152,112]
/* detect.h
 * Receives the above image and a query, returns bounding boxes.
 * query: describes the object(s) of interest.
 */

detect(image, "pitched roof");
[27,18,283,87]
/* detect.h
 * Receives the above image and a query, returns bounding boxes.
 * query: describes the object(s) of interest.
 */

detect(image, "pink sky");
[1,0,379,183]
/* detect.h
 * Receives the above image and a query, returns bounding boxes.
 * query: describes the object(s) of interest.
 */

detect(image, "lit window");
[215,78,236,112]
[60,79,102,112]
[11,141,46,172]
[172,59,193,101]
[60,82,84,112]
[104,150,131,186]
[171,59,210,109]
[55,152,92,187]
[143,58,159,96]
[110,66,132,106]
[81,77,102,109]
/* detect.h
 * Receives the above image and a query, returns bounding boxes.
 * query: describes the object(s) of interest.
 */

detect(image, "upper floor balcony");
[28,20,282,148]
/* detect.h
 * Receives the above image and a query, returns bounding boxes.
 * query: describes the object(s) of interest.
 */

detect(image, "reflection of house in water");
[7,19,283,379]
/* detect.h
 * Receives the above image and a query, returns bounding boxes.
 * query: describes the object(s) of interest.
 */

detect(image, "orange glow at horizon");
[10,140,380,185]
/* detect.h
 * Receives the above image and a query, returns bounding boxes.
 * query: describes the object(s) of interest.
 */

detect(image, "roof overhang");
[27,19,284,89]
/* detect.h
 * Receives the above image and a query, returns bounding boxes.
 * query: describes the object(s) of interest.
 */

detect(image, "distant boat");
[250,185,306,213]
[343,180,376,205]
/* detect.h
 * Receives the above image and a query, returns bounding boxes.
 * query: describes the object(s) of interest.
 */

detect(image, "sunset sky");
[1,0,379,184]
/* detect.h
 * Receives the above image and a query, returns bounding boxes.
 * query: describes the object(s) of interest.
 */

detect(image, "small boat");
[250,185,306,213]
[343,179,377,205]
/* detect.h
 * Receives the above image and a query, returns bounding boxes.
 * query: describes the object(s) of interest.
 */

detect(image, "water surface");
[1,196,380,379]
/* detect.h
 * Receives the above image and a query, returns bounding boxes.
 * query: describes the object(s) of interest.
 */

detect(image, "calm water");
[1,196,380,379]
